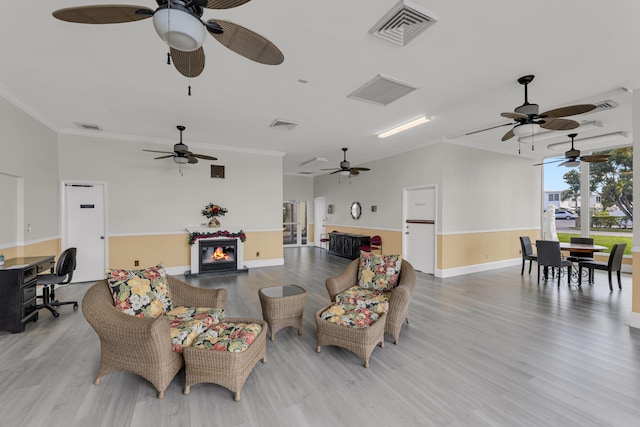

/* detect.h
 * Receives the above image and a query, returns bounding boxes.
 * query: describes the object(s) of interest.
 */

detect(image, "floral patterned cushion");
[106,265,172,318]
[193,322,263,352]
[357,252,402,291]
[320,303,381,329]
[166,306,225,353]
[335,285,390,314]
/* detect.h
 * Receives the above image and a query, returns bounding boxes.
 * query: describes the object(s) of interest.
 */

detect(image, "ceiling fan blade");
[208,20,284,65]
[188,157,199,164]
[500,112,528,120]
[154,155,175,160]
[540,104,596,118]
[351,167,370,172]
[350,170,360,176]
[52,5,153,24]
[191,153,218,161]
[329,170,344,175]
[501,129,515,141]
[465,122,512,136]
[533,158,565,166]
[143,149,175,154]
[581,154,611,163]
[205,0,252,9]
[540,118,579,131]
[170,48,205,78]
[320,168,340,171]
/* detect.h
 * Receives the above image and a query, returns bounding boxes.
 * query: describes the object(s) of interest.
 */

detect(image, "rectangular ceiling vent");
[348,74,419,106]
[270,119,298,130]
[584,99,619,114]
[74,122,102,131]
[297,171,313,175]
[370,0,440,46]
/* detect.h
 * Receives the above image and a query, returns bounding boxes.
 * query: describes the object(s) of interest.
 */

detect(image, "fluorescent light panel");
[378,116,430,138]
[518,121,602,144]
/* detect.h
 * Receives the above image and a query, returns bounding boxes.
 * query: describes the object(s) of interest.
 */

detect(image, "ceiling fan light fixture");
[339,170,351,176]
[563,160,580,168]
[378,115,430,138]
[153,8,206,52]
[173,156,189,164]
[512,122,540,137]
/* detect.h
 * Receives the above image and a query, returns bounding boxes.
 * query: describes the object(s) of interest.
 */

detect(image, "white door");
[64,183,106,282]
[403,186,436,274]
[314,197,326,247]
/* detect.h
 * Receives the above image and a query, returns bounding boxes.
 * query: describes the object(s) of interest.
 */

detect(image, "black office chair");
[35,247,78,317]
[566,237,595,263]
[519,236,537,275]
[578,243,627,290]
[536,240,572,286]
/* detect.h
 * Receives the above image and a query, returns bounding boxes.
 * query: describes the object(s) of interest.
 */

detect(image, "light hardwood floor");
[1,247,640,427]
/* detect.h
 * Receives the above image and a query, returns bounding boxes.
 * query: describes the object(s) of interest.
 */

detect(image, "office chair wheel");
[73,303,78,310]
[53,311,60,318]
[33,313,39,323]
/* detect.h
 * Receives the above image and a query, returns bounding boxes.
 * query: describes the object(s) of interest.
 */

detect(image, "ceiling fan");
[533,133,610,167]
[321,148,371,176]
[472,75,596,148]
[143,125,217,165]
[52,0,284,81]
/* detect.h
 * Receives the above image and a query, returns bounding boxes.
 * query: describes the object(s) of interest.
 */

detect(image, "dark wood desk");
[0,256,55,333]
[328,233,369,259]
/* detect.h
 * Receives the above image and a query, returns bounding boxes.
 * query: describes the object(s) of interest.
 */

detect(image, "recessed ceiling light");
[377,116,430,138]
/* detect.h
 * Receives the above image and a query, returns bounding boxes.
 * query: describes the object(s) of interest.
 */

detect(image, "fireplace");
[199,239,237,273]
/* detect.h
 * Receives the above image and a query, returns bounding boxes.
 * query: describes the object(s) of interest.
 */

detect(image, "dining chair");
[566,237,595,263]
[535,240,572,286]
[578,243,627,290]
[519,236,537,275]
[319,233,330,251]
[359,235,382,254]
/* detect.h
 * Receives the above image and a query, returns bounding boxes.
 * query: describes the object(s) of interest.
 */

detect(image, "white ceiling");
[2,0,639,175]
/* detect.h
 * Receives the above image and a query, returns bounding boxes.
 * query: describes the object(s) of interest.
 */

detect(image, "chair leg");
[617,270,622,289]
[608,271,613,291]
[537,264,540,284]
[528,260,533,274]
[521,259,525,275]
[567,265,572,287]
[578,266,582,286]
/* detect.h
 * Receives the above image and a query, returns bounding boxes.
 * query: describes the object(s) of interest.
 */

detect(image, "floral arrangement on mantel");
[202,203,228,228]
[189,230,247,245]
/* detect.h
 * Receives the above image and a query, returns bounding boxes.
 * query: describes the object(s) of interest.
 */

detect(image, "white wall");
[57,134,283,234]
[0,95,59,246]
[283,174,313,202]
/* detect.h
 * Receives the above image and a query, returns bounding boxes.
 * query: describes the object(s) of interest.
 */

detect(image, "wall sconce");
[327,205,334,214]
[371,205,377,212]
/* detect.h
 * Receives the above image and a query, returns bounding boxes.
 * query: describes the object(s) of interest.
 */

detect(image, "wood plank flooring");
[1,247,640,427]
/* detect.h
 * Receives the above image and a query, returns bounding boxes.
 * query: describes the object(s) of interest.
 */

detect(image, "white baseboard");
[436,258,521,278]
[629,312,640,329]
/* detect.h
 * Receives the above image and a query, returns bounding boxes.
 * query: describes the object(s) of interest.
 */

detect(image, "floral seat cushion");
[358,252,402,291]
[192,322,263,352]
[320,303,381,329]
[106,265,172,318]
[335,285,390,314]
[166,306,225,353]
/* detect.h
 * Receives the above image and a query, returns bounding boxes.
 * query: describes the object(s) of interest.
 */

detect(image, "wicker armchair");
[82,275,228,398]
[325,259,416,344]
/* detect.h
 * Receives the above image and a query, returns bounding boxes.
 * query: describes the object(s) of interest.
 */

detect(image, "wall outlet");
[256,252,260,257]
[134,260,139,266]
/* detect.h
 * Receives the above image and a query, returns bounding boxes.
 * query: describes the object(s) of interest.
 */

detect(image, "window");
[548,193,559,201]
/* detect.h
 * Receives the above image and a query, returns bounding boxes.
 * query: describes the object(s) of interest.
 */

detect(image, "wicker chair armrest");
[325,259,359,301]
[396,260,416,293]
[167,275,228,309]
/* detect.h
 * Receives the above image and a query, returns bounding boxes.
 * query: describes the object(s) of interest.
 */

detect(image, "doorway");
[313,197,326,248]
[402,186,436,274]
[283,200,308,246]
[63,182,107,282]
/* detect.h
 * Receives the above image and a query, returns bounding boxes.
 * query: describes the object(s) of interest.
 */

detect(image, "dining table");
[559,242,607,254]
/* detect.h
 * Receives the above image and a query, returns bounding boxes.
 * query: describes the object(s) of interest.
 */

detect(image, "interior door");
[64,183,106,282]
[403,186,436,274]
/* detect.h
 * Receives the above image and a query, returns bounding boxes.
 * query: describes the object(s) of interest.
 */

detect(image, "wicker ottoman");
[315,304,386,368]
[259,285,307,341]
[182,318,267,402]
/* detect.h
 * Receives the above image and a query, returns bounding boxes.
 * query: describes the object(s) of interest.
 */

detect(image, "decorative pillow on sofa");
[357,252,402,291]
[106,264,172,318]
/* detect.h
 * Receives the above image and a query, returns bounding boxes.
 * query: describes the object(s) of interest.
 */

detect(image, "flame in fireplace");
[211,247,230,261]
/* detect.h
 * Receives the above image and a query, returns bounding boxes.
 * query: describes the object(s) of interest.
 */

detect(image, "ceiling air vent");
[348,74,419,106]
[584,99,619,114]
[74,122,102,131]
[370,0,440,46]
[270,119,298,130]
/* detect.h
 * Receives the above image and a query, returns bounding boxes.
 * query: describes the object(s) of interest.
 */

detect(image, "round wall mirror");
[350,201,362,220]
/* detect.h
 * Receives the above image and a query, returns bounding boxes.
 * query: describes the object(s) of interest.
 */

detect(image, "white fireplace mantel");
[186,226,246,275]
